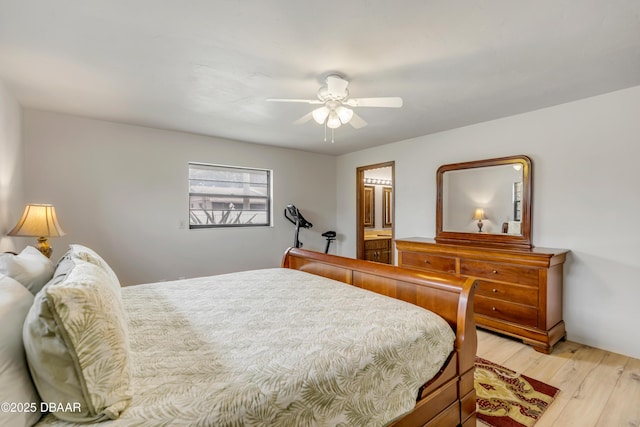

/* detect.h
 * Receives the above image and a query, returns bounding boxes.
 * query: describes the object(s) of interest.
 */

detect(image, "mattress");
[35,268,455,426]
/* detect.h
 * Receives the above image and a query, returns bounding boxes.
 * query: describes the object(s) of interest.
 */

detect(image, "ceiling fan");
[267,74,403,141]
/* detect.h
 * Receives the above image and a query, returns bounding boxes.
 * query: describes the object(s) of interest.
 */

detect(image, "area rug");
[475,357,560,427]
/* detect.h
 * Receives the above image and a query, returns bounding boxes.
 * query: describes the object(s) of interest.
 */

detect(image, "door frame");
[356,161,395,262]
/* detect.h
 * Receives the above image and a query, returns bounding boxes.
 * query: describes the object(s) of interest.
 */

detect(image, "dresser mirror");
[436,155,532,248]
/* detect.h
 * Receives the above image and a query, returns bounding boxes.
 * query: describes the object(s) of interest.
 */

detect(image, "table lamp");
[472,208,486,232]
[7,204,66,258]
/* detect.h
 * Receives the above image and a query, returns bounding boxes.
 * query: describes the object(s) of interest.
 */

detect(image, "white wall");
[0,80,24,252]
[23,110,336,285]
[336,85,640,359]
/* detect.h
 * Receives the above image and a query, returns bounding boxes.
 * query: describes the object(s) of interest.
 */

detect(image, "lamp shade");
[472,208,486,220]
[312,106,330,124]
[7,204,66,238]
[335,106,353,124]
[326,111,342,129]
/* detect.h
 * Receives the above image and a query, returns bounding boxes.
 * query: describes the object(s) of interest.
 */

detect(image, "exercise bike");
[284,204,336,253]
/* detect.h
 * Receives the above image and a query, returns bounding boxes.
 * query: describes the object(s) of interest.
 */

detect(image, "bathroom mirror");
[436,155,532,248]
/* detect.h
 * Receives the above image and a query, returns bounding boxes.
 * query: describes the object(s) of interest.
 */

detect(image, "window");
[188,163,272,228]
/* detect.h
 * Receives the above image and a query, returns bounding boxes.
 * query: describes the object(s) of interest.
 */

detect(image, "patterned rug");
[475,357,560,427]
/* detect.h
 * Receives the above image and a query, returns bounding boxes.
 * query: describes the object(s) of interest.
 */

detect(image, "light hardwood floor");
[476,329,640,427]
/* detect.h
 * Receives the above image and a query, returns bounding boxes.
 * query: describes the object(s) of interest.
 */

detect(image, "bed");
[1,245,477,427]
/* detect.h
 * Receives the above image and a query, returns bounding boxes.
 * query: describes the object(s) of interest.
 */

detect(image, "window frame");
[188,162,273,229]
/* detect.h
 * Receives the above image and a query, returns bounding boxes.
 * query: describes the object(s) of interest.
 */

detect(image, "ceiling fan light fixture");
[326,111,342,129]
[268,73,403,141]
[335,106,353,124]
[312,106,330,124]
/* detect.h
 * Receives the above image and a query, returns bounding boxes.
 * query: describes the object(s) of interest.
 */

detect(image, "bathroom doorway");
[356,161,394,264]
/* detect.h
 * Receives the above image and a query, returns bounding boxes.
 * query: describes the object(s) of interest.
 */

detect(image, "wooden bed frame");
[282,248,478,427]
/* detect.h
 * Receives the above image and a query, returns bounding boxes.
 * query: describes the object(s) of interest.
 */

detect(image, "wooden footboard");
[282,248,478,427]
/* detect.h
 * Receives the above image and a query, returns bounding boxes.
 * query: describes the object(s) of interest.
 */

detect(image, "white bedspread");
[35,268,455,427]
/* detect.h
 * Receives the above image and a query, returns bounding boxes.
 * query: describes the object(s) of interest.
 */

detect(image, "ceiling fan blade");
[345,97,403,108]
[348,112,368,129]
[292,112,313,125]
[267,98,323,104]
[326,75,349,97]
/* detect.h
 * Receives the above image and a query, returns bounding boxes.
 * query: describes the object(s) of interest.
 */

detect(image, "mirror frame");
[435,155,533,249]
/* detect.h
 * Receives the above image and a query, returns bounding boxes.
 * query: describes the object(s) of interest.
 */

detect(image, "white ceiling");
[1,1,639,155]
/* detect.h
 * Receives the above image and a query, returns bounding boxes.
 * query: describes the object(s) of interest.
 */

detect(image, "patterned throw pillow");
[65,244,121,290]
[23,260,132,422]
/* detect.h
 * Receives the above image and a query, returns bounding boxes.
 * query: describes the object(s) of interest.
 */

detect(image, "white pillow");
[0,246,55,294]
[23,260,131,422]
[66,244,120,289]
[0,274,42,427]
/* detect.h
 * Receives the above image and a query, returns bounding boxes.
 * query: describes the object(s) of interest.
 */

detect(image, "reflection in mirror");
[382,187,392,228]
[442,163,524,235]
[363,167,393,230]
[363,186,375,227]
[436,155,532,249]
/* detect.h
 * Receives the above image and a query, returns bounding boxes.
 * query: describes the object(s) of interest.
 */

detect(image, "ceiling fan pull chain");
[331,128,335,143]
[323,122,327,142]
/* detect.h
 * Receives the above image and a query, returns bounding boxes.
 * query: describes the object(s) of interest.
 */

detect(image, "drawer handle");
[492,288,498,293]
[424,260,430,264]
[492,270,498,274]
[492,307,497,311]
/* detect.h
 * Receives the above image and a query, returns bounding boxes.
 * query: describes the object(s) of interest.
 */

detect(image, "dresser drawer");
[475,280,538,306]
[401,251,456,274]
[475,295,538,327]
[460,259,538,286]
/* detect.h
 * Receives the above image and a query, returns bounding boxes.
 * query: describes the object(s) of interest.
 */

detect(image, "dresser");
[396,237,569,354]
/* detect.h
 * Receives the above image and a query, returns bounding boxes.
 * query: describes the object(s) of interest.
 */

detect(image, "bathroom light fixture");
[363,177,392,186]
